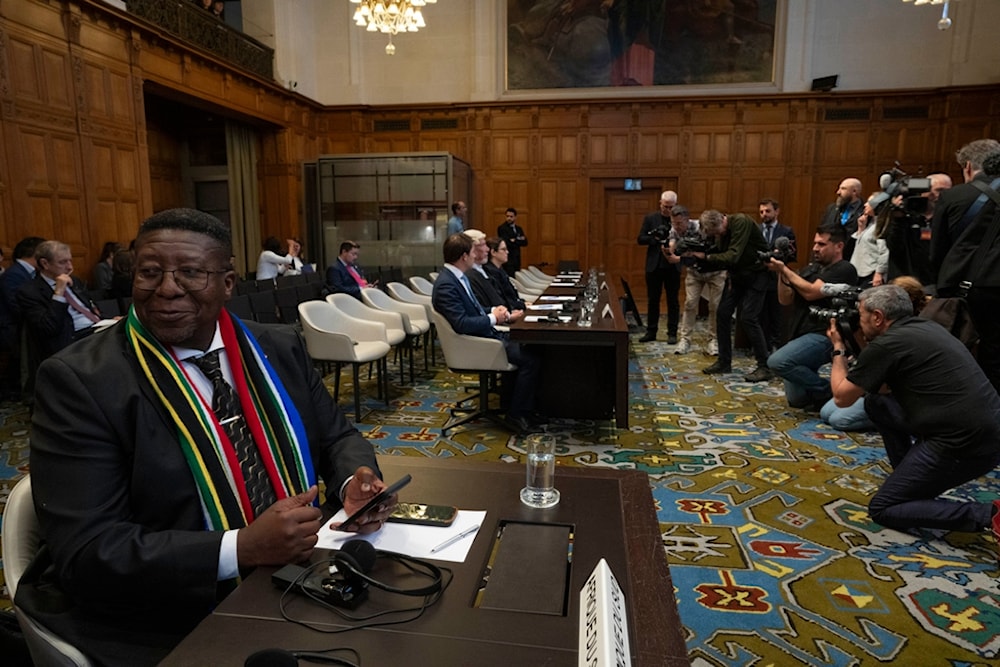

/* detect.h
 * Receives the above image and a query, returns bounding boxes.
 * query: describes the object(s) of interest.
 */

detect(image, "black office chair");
[247,290,280,324]
[226,293,254,320]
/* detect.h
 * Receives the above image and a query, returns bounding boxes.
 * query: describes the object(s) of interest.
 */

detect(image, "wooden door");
[600,189,662,305]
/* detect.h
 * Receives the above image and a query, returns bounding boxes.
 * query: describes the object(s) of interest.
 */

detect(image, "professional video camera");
[877,163,932,216]
[808,283,864,357]
[649,224,671,246]
[673,230,711,256]
[756,236,796,264]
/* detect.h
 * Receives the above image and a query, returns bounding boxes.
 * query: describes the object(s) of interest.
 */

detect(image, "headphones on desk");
[324,539,444,599]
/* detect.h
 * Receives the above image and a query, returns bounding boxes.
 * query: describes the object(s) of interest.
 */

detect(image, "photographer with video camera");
[930,139,1000,393]
[637,190,682,344]
[766,224,858,409]
[686,210,772,381]
[668,206,726,355]
[827,284,1000,542]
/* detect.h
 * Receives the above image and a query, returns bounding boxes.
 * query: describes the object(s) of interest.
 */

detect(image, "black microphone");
[245,648,357,666]
[774,236,790,251]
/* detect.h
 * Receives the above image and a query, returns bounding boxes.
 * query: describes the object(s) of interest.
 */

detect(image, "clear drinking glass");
[520,434,560,508]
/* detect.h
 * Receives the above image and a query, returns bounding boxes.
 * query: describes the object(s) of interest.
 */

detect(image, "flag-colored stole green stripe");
[236,341,307,495]
[126,315,242,530]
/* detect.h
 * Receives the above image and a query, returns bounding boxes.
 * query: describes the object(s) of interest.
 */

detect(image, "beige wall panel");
[538,134,577,166]
[510,135,530,167]
[416,137,463,155]
[109,69,134,125]
[590,134,608,164]
[119,201,142,237]
[85,62,109,118]
[53,136,82,191]
[89,142,115,194]
[27,196,55,238]
[689,132,732,163]
[741,104,791,125]
[818,129,870,164]
[56,197,84,245]
[93,199,119,242]
[366,137,412,153]
[608,134,628,164]
[8,38,43,103]
[42,49,73,111]
[873,125,938,169]
[139,49,184,84]
[538,111,579,129]
[743,130,787,164]
[116,146,140,196]
[689,107,738,126]
[635,108,686,127]
[490,112,532,131]
[19,130,52,192]
[738,178,785,214]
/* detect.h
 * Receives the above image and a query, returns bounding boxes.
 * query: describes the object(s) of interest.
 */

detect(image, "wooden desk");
[161,457,687,667]
[510,277,630,427]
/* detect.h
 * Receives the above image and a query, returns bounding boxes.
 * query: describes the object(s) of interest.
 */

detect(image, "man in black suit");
[496,207,528,276]
[820,178,864,260]
[432,232,540,433]
[16,241,102,391]
[930,138,1000,392]
[0,236,44,397]
[758,198,797,351]
[16,209,391,666]
[637,190,682,344]
[325,240,373,299]
[465,228,524,322]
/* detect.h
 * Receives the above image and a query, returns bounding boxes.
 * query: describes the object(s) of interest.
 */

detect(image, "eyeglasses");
[134,267,229,292]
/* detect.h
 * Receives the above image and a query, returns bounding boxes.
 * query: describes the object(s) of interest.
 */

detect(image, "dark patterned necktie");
[192,350,276,517]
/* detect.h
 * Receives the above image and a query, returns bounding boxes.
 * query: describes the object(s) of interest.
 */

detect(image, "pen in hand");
[430,525,480,553]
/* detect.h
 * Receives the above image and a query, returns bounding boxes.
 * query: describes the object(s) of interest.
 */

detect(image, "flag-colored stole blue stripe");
[233,318,315,492]
[126,313,243,530]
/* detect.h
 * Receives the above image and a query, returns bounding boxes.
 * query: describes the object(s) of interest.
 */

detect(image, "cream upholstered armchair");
[514,269,550,292]
[431,310,517,435]
[298,300,391,423]
[327,293,409,385]
[361,287,430,383]
[385,281,437,366]
[2,475,93,666]
[526,265,556,284]
[408,275,434,297]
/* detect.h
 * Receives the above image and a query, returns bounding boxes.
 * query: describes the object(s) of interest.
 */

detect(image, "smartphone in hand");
[337,474,411,531]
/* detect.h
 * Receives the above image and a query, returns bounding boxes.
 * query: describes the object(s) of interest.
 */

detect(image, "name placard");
[578,558,631,667]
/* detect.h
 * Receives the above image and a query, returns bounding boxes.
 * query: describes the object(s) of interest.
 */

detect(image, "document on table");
[527,304,563,311]
[550,282,578,287]
[317,509,487,563]
[537,295,576,301]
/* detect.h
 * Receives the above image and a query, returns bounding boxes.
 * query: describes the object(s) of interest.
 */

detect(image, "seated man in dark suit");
[0,235,45,398]
[464,229,524,322]
[16,209,394,666]
[432,232,542,434]
[325,240,374,299]
[16,240,102,384]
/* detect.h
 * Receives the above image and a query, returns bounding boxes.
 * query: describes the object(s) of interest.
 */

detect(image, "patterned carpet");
[2,320,999,665]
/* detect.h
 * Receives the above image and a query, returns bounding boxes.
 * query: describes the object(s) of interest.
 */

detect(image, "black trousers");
[644,266,680,335]
[716,272,770,367]
[967,286,1000,396]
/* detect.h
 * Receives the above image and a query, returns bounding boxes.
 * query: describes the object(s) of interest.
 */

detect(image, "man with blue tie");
[432,233,542,434]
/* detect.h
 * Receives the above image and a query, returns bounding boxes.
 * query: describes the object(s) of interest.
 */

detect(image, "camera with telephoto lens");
[756,236,796,265]
[808,285,863,357]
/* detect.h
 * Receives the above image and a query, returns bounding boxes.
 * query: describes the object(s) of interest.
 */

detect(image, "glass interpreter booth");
[306,153,472,278]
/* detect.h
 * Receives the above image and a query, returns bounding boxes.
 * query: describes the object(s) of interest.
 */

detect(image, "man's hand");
[767,258,785,273]
[53,273,72,296]
[662,246,681,263]
[508,309,525,323]
[336,466,395,535]
[491,305,511,324]
[826,318,844,347]
[686,251,707,261]
[237,486,322,568]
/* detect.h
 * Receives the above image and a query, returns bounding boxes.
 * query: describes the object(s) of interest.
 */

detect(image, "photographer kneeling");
[828,284,1000,541]
[766,225,858,409]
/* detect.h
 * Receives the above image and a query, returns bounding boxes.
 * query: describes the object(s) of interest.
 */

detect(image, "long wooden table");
[160,457,688,666]
[510,275,631,427]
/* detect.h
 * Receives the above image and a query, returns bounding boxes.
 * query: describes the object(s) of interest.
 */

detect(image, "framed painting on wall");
[506,0,779,91]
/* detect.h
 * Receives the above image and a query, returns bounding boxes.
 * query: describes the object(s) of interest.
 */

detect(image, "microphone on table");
[245,648,357,666]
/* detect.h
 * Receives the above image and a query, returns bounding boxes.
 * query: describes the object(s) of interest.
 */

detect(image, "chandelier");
[350,0,438,55]
[900,0,954,30]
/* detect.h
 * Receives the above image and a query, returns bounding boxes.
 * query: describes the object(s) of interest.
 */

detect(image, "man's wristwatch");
[831,349,847,357]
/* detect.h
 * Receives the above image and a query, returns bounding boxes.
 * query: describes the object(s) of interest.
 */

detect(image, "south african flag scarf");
[125,307,316,531]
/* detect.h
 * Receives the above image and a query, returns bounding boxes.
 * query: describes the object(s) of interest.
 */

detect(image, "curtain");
[225,121,260,278]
